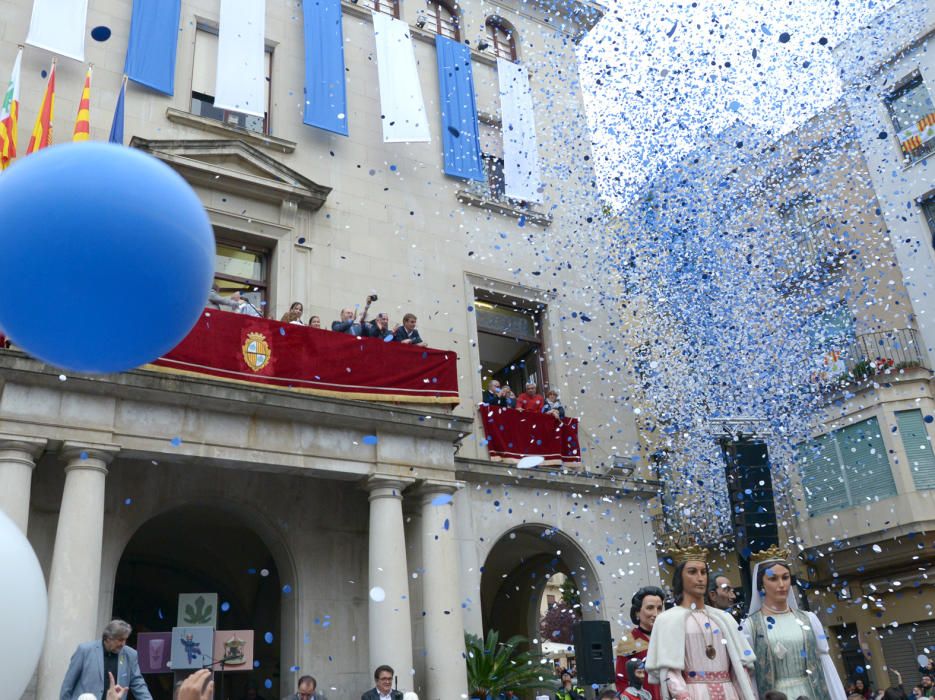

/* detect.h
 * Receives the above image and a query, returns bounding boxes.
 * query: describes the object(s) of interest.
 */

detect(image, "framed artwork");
[169,626,215,670]
[137,632,172,674]
[177,593,218,628]
[212,630,255,671]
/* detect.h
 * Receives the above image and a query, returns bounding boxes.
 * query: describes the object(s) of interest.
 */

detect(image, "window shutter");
[878,620,935,689]
[192,28,219,97]
[797,435,847,516]
[839,417,896,505]
[896,409,935,490]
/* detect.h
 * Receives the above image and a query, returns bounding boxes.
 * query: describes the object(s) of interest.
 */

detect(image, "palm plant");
[464,629,554,699]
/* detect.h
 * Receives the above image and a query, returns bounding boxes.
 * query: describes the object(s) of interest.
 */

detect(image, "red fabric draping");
[478,405,580,465]
[144,310,459,403]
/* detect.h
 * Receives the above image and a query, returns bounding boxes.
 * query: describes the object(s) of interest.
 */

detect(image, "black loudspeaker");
[722,441,780,557]
[572,620,614,684]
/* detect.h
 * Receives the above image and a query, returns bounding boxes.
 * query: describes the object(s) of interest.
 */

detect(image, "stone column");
[366,476,415,692]
[419,482,469,700]
[37,443,118,700]
[0,435,46,533]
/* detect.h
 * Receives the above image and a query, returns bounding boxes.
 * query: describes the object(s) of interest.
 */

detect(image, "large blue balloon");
[0,142,215,373]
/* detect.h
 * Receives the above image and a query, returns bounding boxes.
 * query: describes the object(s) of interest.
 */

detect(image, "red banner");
[145,310,459,404]
[478,405,580,465]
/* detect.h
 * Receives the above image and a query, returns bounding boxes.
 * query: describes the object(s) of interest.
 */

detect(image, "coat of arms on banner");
[242,332,270,371]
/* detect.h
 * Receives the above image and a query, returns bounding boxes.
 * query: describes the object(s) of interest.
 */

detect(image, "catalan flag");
[73,66,91,141]
[0,47,23,170]
[26,62,55,154]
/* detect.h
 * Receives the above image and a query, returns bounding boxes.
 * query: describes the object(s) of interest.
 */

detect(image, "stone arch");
[479,523,604,648]
[108,497,299,700]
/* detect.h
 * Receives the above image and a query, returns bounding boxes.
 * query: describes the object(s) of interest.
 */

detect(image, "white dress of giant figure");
[646,548,757,700]
[741,547,847,700]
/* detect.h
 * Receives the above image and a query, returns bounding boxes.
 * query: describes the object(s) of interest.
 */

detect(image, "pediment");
[130,137,331,211]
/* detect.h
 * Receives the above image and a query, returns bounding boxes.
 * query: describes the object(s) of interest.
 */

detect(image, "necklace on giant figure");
[692,608,717,659]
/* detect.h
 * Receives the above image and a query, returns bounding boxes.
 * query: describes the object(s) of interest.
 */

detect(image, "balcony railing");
[844,327,931,374]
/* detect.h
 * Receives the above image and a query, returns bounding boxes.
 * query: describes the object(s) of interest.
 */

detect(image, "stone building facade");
[0,0,656,699]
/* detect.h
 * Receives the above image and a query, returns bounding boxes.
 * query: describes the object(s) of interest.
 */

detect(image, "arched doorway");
[113,505,284,700]
[480,524,603,672]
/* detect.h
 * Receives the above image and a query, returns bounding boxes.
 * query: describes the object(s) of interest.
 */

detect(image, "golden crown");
[669,544,709,565]
[750,545,791,566]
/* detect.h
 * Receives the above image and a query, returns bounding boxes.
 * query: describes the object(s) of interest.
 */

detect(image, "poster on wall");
[169,626,214,670]
[177,593,219,627]
[137,632,172,674]
[212,630,254,670]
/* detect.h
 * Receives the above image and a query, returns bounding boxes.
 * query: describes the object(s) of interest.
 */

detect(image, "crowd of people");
[482,379,567,418]
[555,546,919,700]
[59,625,417,700]
[208,289,427,347]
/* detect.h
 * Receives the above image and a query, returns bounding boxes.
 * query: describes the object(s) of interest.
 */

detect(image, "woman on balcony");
[280,302,305,325]
[742,548,846,700]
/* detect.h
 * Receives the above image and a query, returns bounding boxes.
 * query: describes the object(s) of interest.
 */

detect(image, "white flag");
[372,11,431,143]
[498,58,542,203]
[25,0,88,61]
[214,0,266,118]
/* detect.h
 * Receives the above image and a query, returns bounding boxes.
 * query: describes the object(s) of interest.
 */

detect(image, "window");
[191,25,272,135]
[921,196,935,249]
[885,73,935,162]
[214,239,269,317]
[424,0,459,40]
[795,417,897,516]
[896,409,935,490]
[485,17,517,61]
[474,293,547,396]
[778,194,840,271]
[371,0,399,17]
[464,117,526,206]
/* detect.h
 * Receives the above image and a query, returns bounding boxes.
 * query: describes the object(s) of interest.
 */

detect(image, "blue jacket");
[60,640,152,700]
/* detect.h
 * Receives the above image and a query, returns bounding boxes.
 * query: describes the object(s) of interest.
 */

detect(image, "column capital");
[0,434,47,461]
[415,479,464,505]
[363,474,416,501]
[60,442,120,473]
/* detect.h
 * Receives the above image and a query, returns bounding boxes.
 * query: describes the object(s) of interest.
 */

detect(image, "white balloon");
[918,654,930,668]
[0,509,48,700]
[369,586,386,602]
[517,455,545,469]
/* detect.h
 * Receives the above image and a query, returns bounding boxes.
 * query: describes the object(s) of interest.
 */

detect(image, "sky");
[576,0,900,202]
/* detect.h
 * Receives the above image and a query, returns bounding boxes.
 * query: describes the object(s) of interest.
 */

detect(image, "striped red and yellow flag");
[918,112,935,131]
[72,67,91,142]
[26,62,55,155]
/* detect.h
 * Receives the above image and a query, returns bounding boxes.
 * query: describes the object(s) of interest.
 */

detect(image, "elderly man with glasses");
[60,619,152,700]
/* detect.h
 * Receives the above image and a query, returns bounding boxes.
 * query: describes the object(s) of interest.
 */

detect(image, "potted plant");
[465,630,554,700]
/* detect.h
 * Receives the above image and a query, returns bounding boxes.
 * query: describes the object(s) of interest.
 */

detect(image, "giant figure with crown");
[645,545,757,700]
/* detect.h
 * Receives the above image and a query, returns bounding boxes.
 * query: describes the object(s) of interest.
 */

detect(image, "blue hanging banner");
[124,0,181,95]
[435,35,484,181]
[302,0,348,136]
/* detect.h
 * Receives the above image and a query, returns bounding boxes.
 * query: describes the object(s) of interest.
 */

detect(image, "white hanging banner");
[497,58,542,203]
[25,0,88,61]
[214,0,266,118]
[372,11,431,143]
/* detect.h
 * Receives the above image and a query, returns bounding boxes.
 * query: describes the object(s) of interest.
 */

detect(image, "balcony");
[843,327,930,378]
